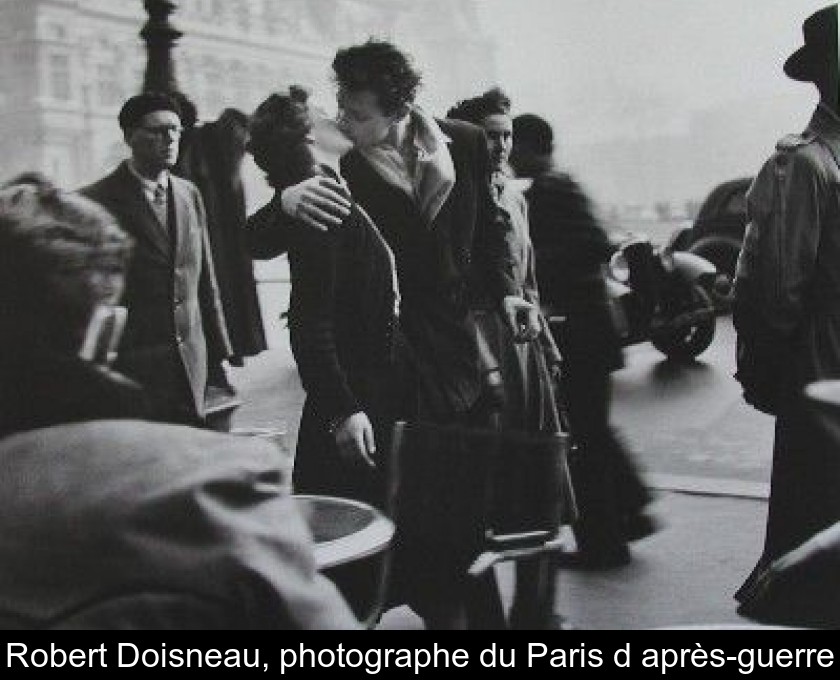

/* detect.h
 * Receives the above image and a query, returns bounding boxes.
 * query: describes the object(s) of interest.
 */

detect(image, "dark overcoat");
[339,118,518,420]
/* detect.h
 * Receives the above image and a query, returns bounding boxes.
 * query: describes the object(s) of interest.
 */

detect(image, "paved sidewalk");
[229,338,771,631]
[375,486,768,631]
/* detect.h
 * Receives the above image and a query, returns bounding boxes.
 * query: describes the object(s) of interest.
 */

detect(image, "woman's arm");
[287,217,376,466]
[287,223,360,422]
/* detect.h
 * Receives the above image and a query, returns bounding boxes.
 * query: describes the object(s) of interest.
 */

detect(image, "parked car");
[667,177,752,312]
[671,177,752,279]
[604,234,723,360]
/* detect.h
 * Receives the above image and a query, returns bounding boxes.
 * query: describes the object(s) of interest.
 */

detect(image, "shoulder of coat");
[775,131,817,152]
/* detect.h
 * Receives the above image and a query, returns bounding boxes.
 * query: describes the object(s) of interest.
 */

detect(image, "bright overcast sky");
[471,0,831,206]
[475,0,829,142]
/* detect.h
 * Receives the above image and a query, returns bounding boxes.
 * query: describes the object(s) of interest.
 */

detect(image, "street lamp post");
[140,0,182,94]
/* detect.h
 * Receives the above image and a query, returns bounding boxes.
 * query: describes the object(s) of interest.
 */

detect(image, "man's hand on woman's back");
[280,176,352,231]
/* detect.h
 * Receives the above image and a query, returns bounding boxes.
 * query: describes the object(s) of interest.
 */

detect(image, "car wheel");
[650,284,716,360]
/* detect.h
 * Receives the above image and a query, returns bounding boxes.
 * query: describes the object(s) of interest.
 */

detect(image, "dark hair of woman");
[332,38,422,116]
[446,87,511,126]
[247,86,320,190]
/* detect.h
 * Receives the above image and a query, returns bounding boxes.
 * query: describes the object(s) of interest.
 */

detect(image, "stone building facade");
[0,0,497,190]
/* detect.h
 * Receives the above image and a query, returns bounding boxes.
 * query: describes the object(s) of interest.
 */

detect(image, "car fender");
[604,277,632,338]
[670,250,717,284]
[664,223,693,252]
[605,275,632,299]
[687,234,742,259]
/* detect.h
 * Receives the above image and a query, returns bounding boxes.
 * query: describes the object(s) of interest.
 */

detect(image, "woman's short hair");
[247,86,312,189]
[332,39,422,115]
[446,87,511,126]
[0,180,133,353]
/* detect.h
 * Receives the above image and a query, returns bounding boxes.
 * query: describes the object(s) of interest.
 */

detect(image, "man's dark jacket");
[339,118,518,417]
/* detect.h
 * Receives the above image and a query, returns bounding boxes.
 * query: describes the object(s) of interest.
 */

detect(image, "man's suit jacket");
[81,162,231,419]
[339,118,518,417]
[0,420,359,629]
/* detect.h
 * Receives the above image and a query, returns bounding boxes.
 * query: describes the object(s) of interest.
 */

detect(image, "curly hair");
[332,39,422,115]
[118,91,182,132]
[247,86,315,190]
[0,181,133,354]
[446,87,511,126]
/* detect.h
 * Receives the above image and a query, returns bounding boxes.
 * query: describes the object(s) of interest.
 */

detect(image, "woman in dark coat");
[246,87,407,510]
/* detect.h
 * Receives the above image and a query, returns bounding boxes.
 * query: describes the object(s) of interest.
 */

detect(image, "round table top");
[805,380,840,409]
[293,494,395,570]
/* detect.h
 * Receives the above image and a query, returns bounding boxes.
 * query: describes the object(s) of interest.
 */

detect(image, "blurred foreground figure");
[735,5,840,626]
[510,113,657,568]
[0,180,359,629]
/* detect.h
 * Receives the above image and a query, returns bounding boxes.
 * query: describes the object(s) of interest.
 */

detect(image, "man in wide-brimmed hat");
[783,4,839,103]
[733,4,840,627]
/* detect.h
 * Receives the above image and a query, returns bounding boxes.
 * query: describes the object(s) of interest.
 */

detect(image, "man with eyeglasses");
[80,91,231,425]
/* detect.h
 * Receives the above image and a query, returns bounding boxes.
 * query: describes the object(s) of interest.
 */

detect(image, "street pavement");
[228,290,774,630]
[613,316,774,488]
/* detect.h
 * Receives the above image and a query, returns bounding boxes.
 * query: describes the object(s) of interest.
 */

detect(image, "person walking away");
[510,113,657,568]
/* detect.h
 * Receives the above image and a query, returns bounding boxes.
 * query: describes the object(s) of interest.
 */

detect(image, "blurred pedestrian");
[0,180,358,629]
[734,4,840,614]
[80,91,232,425]
[510,113,657,568]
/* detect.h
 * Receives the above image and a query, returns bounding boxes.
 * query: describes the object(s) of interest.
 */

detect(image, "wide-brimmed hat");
[784,4,838,82]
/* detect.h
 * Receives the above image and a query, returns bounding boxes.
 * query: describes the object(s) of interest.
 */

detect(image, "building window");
[262,0,300,35]
[48,54,71,101]
[211,0,226,24]
[97,63,122,107]
[234,0,251,32]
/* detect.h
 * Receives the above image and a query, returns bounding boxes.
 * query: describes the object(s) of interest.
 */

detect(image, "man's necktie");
[153,183,166,207]
[150,182,168,230]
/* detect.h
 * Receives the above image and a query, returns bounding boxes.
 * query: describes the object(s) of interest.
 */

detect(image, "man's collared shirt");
[127,161,170,226]
[360,107,456,225]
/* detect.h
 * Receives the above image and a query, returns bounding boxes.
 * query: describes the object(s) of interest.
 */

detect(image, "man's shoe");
[623,512,660,542]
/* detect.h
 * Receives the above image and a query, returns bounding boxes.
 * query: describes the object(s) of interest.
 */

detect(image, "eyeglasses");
[140,125,183,137]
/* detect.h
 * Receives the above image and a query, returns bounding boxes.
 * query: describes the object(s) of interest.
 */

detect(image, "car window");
[722,188,747,216]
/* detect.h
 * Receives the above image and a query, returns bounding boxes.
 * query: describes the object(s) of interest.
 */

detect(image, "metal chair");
[293,494,395,629]
[387,419,574,629]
